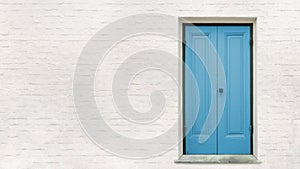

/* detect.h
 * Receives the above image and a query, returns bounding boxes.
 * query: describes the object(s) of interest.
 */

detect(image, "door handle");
[218,88,223,94]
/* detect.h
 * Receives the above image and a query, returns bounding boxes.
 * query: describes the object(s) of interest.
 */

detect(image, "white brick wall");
[1,0,300,168]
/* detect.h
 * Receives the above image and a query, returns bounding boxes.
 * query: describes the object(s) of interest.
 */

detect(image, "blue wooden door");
[184,26,218,154]
[184,25,251,154]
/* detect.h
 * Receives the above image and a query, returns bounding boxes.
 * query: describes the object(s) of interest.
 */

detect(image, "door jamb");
[177,17,258,163]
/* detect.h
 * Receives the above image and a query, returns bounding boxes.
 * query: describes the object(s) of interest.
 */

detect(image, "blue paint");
[185,26,217,154]
[185,25,251,154]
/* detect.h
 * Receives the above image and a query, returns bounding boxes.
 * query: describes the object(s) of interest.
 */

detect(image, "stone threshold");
[175,155,261,164]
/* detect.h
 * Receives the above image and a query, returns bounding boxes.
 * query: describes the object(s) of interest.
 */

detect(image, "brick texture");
[0,0,300,168]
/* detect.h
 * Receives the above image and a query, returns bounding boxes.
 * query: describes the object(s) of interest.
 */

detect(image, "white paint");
[1,0,300,168]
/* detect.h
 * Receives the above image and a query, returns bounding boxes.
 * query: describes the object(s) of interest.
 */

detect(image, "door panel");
[217,26,251,154]
[185,26,217,154]
[184,25,252,155]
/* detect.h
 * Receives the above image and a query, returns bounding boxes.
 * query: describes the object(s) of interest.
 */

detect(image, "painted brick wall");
[1,0,300,168]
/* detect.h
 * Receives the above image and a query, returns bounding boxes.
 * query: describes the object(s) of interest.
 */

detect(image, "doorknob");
[218,88,223,93]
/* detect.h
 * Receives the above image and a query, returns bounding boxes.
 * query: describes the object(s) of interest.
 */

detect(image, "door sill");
[175,155,261,164]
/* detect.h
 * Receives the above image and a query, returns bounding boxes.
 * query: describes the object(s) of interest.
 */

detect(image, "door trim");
[177,17,258,162]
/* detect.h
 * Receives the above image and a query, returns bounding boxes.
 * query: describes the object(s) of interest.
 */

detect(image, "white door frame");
[177,17,259,163]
